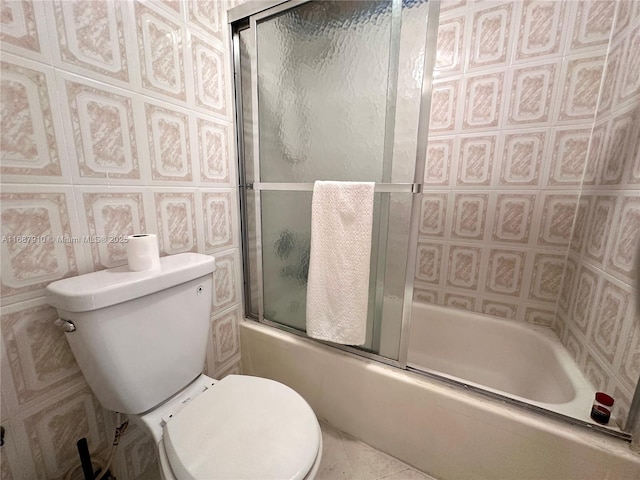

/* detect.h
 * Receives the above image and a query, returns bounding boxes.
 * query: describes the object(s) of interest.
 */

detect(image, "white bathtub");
[240,320,640,479]
[407,303,601,425]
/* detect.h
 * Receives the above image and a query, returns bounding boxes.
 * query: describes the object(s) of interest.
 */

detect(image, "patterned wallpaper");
[416,0,640,424]
[0,1,244,478]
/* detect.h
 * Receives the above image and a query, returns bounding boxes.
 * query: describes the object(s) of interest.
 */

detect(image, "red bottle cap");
[595,392,614,406]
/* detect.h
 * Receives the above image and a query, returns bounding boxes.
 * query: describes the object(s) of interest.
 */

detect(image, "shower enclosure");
[230,0,639,443]
[232,0,437,363]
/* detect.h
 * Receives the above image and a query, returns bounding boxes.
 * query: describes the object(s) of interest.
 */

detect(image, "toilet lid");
[163,375,321,480]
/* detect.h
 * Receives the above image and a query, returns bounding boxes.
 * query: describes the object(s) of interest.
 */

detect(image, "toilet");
[46,253,322,480]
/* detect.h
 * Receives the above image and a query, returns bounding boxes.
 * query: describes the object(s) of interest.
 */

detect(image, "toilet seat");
[161,375,321,480]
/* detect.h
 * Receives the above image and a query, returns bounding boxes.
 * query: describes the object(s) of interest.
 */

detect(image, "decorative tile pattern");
[419,194,447,237]
[569,266,598,335]
[590,279,630,364]
[482,300,518,319]
[1,192,78,301]
[596,40,623,115]
[202,190,234,252]
[547,128,590,185]
[65,79,139,180]
[423,0,637,423]
[154,192,196,255]
[440,0,467,15]
[53,0,129,81]
[0,0,40,53]
[565,327,584,364]
[158,0,182,17]
[537,194,578,246]
[212,250,239,311]
[499,130,544,185]
[508,62,557,125]
[1,300,82,408]
[607,196,640,281]
[524,307,555,327]
[1,60,62,178]
[619,317,640,390]
[584,123,608,185]
[198,117,231,184]
[584,351,608,392]
[446,245,482,290]
[416,242,442,284]
[468,3,512,70]
[209,306,241,371]
[113,427,159,480]
[429,80,459,131]
[434,15,465,77]
[451,194,487,240]
[617,23,640,102]
[188,0,223,42]
[457,136,495,185]
[83,191,146,270]
[570,196,591,254]
[462,72,504,129]
[21,386,108,479]
[424,139,453,185]
[135,2,186,101]
[191,33,227,117]
[529,253,564,302]
[558,55,606,121]
[599,111,636,185]
[145,102,191,181]
[515,0,565,61]
[413,287,438,304]
[584,196,616,265]
[558,257,576,312]
[492,193,535,244]
[570,0,616,51]
[444,293,476,311]
[485,248,525,296]
[0,1,242,478]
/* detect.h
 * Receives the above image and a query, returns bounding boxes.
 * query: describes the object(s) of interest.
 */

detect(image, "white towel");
[306,181,375,345]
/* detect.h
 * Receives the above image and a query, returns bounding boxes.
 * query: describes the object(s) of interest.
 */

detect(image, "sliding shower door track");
[405,366,632,443]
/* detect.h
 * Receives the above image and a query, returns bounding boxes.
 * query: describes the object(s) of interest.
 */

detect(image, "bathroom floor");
[317,422,436,480]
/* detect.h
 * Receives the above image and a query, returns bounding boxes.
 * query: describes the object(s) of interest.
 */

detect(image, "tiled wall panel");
[420,0,604,324]
[419,0,640,425]
[0,1,244,478]
[558,0,640,427]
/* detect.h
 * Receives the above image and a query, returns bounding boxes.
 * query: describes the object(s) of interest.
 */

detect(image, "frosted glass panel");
[261,191,312,331]
[257,1,393,182]
[262,191,385,350]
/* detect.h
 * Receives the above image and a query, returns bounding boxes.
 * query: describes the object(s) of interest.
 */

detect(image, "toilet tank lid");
[46,253,215,313]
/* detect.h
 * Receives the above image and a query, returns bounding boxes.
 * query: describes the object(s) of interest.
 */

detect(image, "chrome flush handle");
[54,318,76,333]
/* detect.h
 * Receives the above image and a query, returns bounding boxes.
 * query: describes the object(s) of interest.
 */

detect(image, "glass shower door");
[235,0,433,360]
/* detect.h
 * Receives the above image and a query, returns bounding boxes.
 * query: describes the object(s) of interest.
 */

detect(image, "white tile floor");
[316,422,437,480]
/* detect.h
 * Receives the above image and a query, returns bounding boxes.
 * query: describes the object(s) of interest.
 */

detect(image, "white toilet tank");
[46,253,216,415]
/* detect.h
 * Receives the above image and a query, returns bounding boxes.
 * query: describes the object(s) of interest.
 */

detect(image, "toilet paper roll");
[126,234,160,271]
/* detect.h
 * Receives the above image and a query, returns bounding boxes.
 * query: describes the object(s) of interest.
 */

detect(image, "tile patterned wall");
[416,0,610,323]
[0,1,244,478]
[417,0,640,425]
[556,1,640,424]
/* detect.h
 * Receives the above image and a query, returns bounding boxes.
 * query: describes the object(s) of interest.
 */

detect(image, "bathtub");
[240,319,640,479]
[407,303,601,426]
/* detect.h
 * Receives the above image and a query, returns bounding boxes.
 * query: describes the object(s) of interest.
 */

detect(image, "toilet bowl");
[45,253,322,479]
[137,374,322,480]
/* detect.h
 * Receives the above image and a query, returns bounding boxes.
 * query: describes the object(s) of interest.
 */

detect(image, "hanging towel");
[306,181,375,345]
